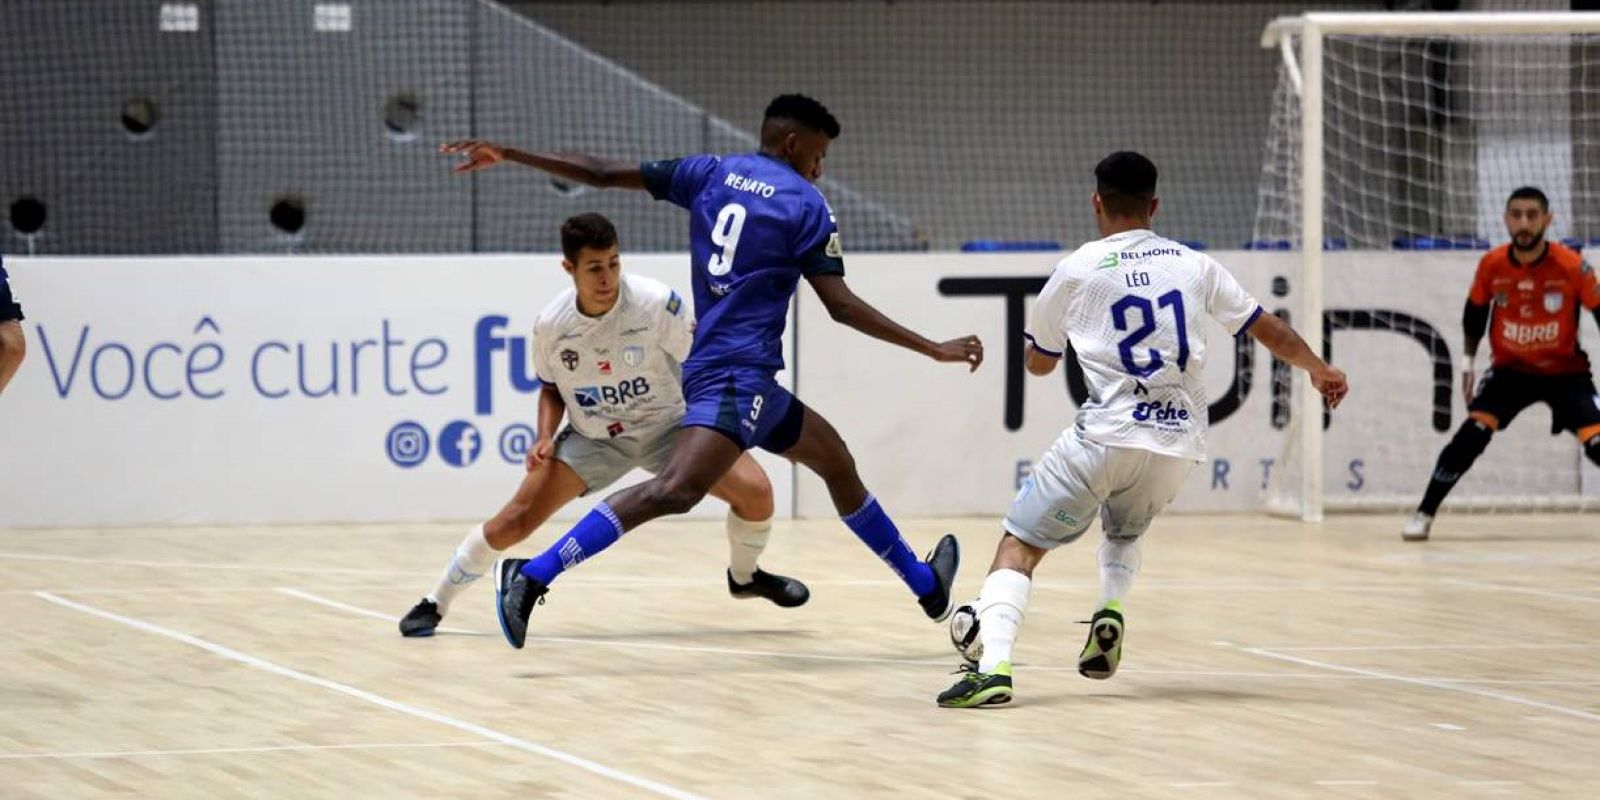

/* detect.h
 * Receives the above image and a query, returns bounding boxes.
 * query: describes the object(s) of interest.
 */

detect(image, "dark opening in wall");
[121,97,160,138]
[10,197,46,235]
[270,197,307,235]
[383,94,421,141]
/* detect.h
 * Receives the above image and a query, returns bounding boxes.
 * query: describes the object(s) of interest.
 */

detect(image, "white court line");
[278,588,963,668]
[1238,646,1600,724]
[0,552,426,577]
[6,551,1556,594]
[1430,723,1466,731]
[1440,578,1600,606]
[277,587,487,636]
[1257,642,1600,653]
[271,589,1600,686]
[0,741,508,761]
[31,591,705,800]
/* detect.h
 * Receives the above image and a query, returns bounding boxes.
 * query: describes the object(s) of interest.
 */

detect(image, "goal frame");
[1260,12,1600,522]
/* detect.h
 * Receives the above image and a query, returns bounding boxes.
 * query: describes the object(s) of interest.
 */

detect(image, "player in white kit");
[937,153,1348,707]
[399,213,804,636]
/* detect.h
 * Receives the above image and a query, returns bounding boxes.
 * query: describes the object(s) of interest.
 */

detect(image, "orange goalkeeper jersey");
[1467,242,1600,375]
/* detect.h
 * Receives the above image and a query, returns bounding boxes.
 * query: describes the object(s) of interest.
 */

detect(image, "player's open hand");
[1312,365,1349,410]
[523,437,555,473]
[441,140,506,173]
[933,335,984,372]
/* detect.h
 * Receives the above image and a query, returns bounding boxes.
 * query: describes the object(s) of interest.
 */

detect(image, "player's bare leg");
[777,405,959,621]
[706,453,808,607]
[495,427,743,648]
[400,459,586,636]
[0,320,24,395]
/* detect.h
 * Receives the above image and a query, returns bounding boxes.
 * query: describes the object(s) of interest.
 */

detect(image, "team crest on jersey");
[560,349,579,371]
[1544,291,1564,313]
[622,345,645,367]
[666,292,683,316]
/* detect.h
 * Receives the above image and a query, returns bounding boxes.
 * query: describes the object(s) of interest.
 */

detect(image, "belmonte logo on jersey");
[1096,252,1121,270]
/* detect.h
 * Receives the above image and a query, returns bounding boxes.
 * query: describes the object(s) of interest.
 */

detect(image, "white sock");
[726,512,772,584]
[1099,537,1142,605]
[976,568,1031,673]
[426,523,501,614]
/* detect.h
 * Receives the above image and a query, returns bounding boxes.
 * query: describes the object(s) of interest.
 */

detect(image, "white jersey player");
[400,213,807,637]
[938,152,1348,708]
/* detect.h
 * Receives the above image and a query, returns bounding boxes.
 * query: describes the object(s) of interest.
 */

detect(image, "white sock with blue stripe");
[427,523,500,615]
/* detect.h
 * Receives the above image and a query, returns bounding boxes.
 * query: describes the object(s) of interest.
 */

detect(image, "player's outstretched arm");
[0,321,23,396]
[525,383,567,472]
[1247,312,1349,409]
[1024,342,1059,376]
[439,141,644,190]
[805,274,983,371]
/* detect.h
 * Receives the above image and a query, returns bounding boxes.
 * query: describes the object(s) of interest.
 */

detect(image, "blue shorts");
[680,365,806,453]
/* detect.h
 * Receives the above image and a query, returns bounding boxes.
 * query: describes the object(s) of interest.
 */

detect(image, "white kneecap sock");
[427,523,501,614]
[1098,537,1142,605]
[726,512,772,584]
[976,568,1031,673]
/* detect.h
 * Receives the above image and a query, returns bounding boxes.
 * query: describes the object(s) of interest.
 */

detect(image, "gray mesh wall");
[511,0,1360,251]
[1,0,217,255]
[472,3,917,253]
[215,0,472,253]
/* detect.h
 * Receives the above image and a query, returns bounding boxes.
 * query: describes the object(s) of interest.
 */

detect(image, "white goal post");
[1261,12,1600,522]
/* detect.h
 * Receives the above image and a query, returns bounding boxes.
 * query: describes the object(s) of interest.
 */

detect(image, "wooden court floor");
[1,513,1597,799]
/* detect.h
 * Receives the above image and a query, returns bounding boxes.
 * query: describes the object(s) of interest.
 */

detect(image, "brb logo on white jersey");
[573,377,653,408]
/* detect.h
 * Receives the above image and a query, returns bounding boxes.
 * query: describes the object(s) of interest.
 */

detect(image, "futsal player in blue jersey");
[443,95,985,648]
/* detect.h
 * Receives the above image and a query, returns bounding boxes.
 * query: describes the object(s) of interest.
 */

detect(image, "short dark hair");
[1095,151,1159,218]
[1507,186,1549,211]
[764,94,841,139]
[560,212,617,262]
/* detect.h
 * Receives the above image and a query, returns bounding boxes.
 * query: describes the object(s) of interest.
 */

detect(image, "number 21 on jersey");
[707,203,747,276]
[1112,289,1190,378]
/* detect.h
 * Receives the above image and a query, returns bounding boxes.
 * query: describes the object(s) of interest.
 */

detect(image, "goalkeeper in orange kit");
[1404,187,1600,541]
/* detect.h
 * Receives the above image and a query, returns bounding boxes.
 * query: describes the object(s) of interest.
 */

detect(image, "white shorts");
[1004,427,1194,550]
[553,424,678,495]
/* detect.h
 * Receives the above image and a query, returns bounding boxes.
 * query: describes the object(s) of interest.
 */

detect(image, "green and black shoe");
[936,662,1014,708]
[1077,600,1124,680]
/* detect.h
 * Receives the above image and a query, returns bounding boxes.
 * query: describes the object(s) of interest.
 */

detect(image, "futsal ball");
[948,603,982,664]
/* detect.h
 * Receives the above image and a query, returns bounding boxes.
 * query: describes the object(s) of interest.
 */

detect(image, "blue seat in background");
[1242,238,1348,251]
[1392,235,1490,250]
[959,240,1062,253]
[1557,237,1600,252]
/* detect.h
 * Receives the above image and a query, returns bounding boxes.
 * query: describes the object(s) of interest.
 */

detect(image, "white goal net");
[1256,12,1600,518]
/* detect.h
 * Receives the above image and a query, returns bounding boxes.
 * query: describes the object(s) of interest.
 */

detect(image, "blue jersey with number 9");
[641,152,843,371]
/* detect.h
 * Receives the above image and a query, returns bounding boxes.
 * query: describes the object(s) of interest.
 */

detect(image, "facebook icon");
[438,420,482,467]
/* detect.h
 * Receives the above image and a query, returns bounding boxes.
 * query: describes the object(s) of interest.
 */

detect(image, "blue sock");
[520,502,625,585]
[842,495,935,596]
